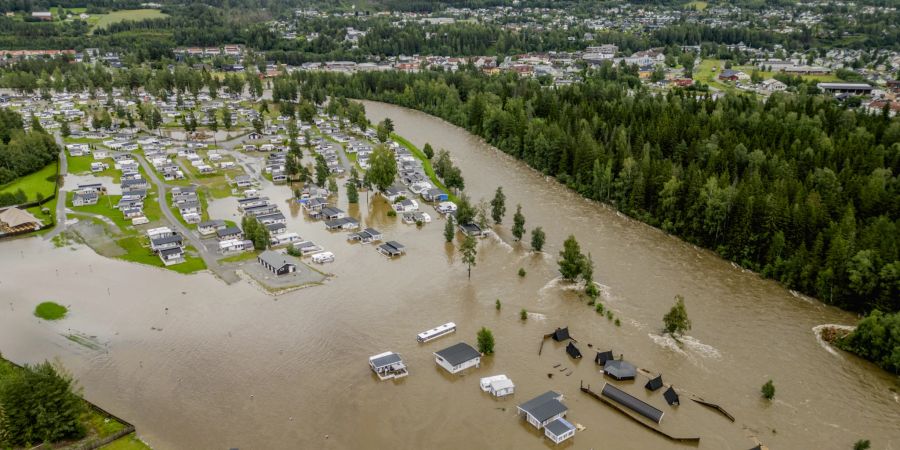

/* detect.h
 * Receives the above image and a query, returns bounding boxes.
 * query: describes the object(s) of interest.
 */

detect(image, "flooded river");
[1,100,898,450]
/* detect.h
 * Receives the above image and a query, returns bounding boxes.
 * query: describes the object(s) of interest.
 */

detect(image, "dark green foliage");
[490,186,506,224]
[761,379,775,400]
[518,267,526,277]
[423,142,434,159]
[531,226,546,252]
[0,108,58,186]
[241,216,269,251]
[511,204,525,241]
[367,144,398,192]
[444,215,455,243]
[558,235,585,281]
[836,310,900,374]
[299,68,900,314]
[663,295,691,336]
[477,327,494,354]
[854,439,871,450]
[520,309,528,320]
[0,361,85,447]
[346,181,359,204]
[314,154,329,187]
[455,194,475,225]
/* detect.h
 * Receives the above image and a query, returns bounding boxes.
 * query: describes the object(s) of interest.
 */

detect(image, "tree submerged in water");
[663,295,691,337]
[761,379,775,400]
[477,327,494,354]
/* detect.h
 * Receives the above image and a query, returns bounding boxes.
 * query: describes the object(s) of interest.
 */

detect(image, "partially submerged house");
[544,417,576,445]
[324,217,359,230]
[663,386,680,406]
[565,342,582,359]
[601,383,664,424]
[433,342,481,374]
[377,241,406,258]
[603,359,636,381]
[595,350,614,366]
[645,375,664,391]
[348,227,382,244]
[257,250,297,276]
[480,375,515,397]
[517,391,568,429]
[368,351,408,381]
[551,327,571,342]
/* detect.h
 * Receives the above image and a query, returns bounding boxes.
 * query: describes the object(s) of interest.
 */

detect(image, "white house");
[480,375,515,397]
[544,418,576,444]
[517,391,568,429]
[433,342,481,374]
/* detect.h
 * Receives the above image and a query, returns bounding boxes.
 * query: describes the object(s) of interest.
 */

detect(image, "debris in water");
[588,343,593,348]
[547,373,553,378]
[553,363,561,368]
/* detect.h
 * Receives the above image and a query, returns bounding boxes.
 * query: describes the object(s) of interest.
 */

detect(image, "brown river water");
[1,100,898,450]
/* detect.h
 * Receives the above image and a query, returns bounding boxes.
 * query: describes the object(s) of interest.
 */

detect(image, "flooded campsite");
[1,101,898,450]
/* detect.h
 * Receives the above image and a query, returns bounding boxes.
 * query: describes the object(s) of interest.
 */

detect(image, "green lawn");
[113,236,207,274]
[70,193,134,232]
[34,301,68,320]
[100,433,152,450]
[0,162,58,202]
[218,250,259,263]
[90,9,168,32]
[67,155,117,176]
[684,0,707,10]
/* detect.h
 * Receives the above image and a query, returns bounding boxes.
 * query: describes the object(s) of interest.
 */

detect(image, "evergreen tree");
[477,327,494,354]
[444,215,455,243]
[347,182,359,203]
[559,235,584,281]
[0,361,85,447]
[663,295,692,336]
[531,227,546,252]
[423,142,434,159]
[490,186,506,224]
[511,204,526,241]
[368,144,398,192]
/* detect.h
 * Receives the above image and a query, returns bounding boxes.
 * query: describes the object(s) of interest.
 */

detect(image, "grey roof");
[518,391,567,423]
[258,250,295,269]
[552,327,570,341]
[601,383,663,423]
[217,226,242,237]
[159,247,184,257]
[645,375,663,391]
[434,342,480,366]
[604,359,636,380]
[151,234,182,246]
[663,386,680,406]
[371,353,402,369]
[595,350,614,366]
[199,219,225,228]
[544,418,575,436]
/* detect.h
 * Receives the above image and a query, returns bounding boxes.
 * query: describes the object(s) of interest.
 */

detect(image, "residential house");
[257,250,297,275]
[433,342,481,374]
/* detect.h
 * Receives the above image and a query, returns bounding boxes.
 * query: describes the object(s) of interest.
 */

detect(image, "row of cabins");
[171,186,203,224]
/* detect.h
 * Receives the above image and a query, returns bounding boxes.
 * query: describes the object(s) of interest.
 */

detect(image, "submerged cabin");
[544,418,576,444]
[595,350,614,366]
[604,359,636,381]
[368,351,408,381]
[257,250,297,276]
[601,383,664,424]
[517,391,568,429]
[566,342,582,359]
[480,375,515,397]
[348,227,382,244]
[645,375,664,391]
[417,322,456,343]
[434,342,481,374]
[378,241,406,257]
[664,386,680,406]
[551,327,570,342]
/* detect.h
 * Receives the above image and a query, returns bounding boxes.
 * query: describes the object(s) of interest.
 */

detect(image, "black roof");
[552,327,570,341]
[645,375,664,391]
[434,342,480,366]
[663,386,680,406]
[544,418,575,436]
[151,234,182,245]
[595,350,614,366]
[518,391,567,423]
[601,383,664,424]
[566,342,582,359]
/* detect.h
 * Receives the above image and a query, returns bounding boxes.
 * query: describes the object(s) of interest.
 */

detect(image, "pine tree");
[444,215,455,243]
[531,227,546,252]
[490,186,506,224]
[461,234,477,279]
[511,204,526,240]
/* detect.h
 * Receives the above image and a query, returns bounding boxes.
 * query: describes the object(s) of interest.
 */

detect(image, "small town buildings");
[324,217,359,230]
[566,342,582,359]
[198,219,226,236]
[422,188,449,202]
[645,375,664,391]
[480,375,515,397]
[433,342,481,374]
[368,351,409,381]
[292,240,323,255]
[393,198,419,213]
[0,207,42,233]
[72,191,99,206]
[348,227,382,244]
[311,251,335,264]
[217,226,243,241]
[817,82,873,95]
[158,247,185,266]
[517,391,568,430]
[150,234,183,253]
[257,250,297,275]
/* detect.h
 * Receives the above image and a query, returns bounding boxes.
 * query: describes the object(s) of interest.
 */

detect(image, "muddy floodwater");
[2,101,899,450]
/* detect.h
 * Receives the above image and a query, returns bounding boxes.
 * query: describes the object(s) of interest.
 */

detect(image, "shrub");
[520,309,528,320]
[518,267,526,277]
[595,303,604,314]
[34,302,67,321]
[387,210,396,217]
[761,380,775,400]
[477,327,494,354]
[495,299,501,310]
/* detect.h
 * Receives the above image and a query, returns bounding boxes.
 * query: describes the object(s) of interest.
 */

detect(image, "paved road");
[137,154,239,284]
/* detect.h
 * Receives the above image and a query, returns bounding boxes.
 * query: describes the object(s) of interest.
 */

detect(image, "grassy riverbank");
[390,132,459,203]
[0,162,58,202]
